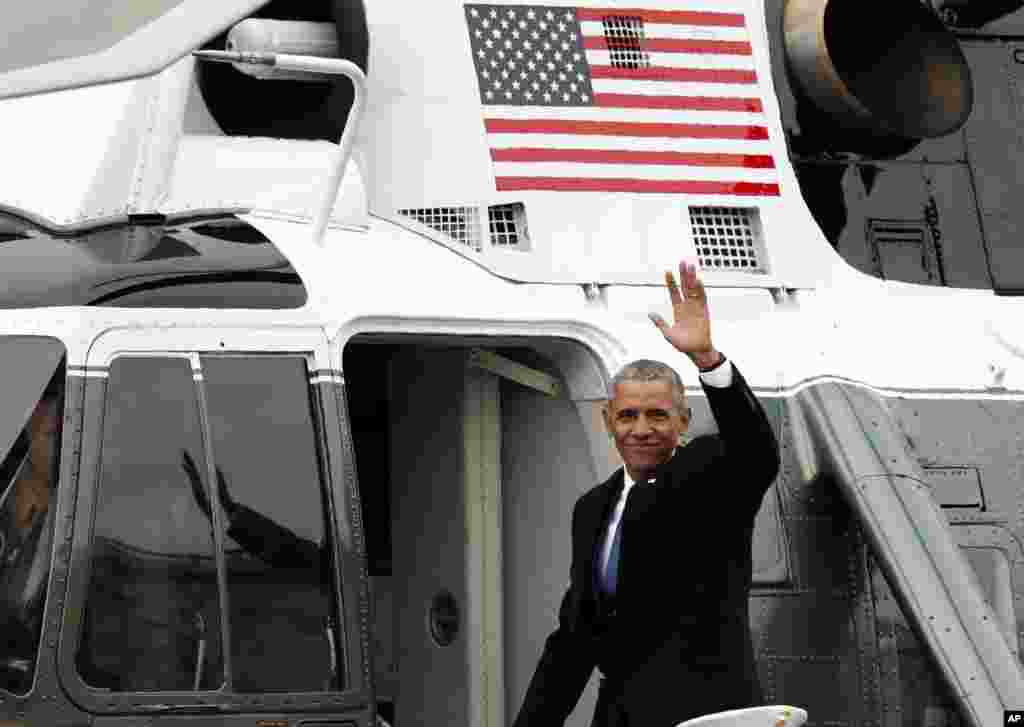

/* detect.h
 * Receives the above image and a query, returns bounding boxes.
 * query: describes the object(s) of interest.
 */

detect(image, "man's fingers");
[182,451,197,476]
[648,312,670,337]
[217,468,231,498]
[679,260,700,291]
[664,270,683,308]
[680,260,707,303]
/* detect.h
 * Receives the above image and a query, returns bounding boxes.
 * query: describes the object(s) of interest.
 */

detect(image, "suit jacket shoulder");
[659,363,780,516]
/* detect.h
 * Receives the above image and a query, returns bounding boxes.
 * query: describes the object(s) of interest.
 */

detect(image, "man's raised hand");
[181,450,211,519]
[181,450,238,520]
[648,260,719,366]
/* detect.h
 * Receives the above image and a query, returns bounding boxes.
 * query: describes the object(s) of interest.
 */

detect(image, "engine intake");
[783,0,972,140]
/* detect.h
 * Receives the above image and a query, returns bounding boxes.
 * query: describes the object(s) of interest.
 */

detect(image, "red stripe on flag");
[594,92,762,112]
[484,118,769,140]
[590,65,757,83]
[583,37,752,55]
[575,8,746,26]
[490,148,775,168]
[495,177,780,195]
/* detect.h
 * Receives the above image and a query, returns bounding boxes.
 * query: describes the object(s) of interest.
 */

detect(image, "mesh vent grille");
[488,203,527,248]
[398,207,482,251]
[688,206,764,272]
[602,16,650,69]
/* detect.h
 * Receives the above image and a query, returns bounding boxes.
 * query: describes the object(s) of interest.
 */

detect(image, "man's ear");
[602,405,614,437]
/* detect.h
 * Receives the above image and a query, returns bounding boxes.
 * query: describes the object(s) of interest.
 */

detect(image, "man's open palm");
[649,260,713,355]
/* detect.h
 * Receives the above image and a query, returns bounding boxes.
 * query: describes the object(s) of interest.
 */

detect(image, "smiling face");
[603,379,689,482]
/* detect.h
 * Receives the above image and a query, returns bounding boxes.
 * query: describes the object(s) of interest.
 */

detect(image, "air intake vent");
[488,203,529,249]
[398,207,482,251]
[602,16,650,69]
[688,206,765,272]
[397,203,532,252]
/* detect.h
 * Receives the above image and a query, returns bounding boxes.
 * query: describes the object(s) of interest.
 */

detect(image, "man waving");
[513,260,780,727]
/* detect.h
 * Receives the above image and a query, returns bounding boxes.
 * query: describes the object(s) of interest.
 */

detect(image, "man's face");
[603,379,688,480]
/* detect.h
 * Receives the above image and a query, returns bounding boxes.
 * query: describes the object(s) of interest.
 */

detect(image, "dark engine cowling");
[782,0,973,155]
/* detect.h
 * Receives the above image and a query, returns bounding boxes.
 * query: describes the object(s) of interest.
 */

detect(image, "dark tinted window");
[94,276,306,309]
[0,339,65,695]
[0,214,307,309]
[77,357,224,691]
[201,355,339,692]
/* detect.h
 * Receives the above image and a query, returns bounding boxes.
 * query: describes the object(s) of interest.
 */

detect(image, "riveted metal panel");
[960,40,1024,292]
[767,656,860,727]
[886,395,1024,665]
[786,510,858,593]
[752,485,791,586]
[749,390,1015,727]
[753,592,858,658]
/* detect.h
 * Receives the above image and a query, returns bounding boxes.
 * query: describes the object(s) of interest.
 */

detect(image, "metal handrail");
[193,50,368,248]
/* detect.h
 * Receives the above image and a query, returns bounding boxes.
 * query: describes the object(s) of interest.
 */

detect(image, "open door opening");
[342,339,608,727]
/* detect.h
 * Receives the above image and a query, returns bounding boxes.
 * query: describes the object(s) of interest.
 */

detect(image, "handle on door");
[428,590,460,647]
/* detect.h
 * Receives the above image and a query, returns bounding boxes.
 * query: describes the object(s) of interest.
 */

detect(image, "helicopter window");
[77,356,225,692]
[0,338,65,696]
[201,354,340,693]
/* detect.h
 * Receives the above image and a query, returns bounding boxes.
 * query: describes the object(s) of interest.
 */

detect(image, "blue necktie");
[602,517,623,596]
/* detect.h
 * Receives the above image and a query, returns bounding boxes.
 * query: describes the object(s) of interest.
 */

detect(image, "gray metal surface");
[959,40,1024,292]
[787,383,1023,726]
[0,1,266,100]
[746,384,1024,727]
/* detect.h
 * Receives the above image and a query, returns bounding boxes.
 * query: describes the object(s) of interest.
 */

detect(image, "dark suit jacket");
[513,363,780,727]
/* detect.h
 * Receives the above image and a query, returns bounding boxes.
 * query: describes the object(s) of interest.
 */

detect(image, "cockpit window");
[0,336,65,695]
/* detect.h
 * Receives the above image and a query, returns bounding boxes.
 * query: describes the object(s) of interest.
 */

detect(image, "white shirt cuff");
[698,358,733,388]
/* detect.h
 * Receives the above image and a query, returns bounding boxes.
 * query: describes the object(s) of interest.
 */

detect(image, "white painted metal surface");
[0,1,266,100]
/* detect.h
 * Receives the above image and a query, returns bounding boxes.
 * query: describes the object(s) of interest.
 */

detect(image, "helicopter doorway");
[344,341,605,727]
[345,345,503,727]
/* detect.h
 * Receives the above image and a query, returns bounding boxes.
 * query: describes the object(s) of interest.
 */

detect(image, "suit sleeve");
[512,499,596,727]
[700,361,780,515]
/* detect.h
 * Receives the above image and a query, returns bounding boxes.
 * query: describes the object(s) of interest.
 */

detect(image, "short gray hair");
[607,359,688,419]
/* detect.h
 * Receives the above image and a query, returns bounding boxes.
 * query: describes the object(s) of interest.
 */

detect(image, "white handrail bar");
[193,50,368,248]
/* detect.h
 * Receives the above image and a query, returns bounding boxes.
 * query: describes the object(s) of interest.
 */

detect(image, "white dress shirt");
[598,359,734,580]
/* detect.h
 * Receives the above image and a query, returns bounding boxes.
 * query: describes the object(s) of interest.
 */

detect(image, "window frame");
[59,327,368,716]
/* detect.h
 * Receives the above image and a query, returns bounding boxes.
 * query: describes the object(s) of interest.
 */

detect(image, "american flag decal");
[464,4,780,196]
